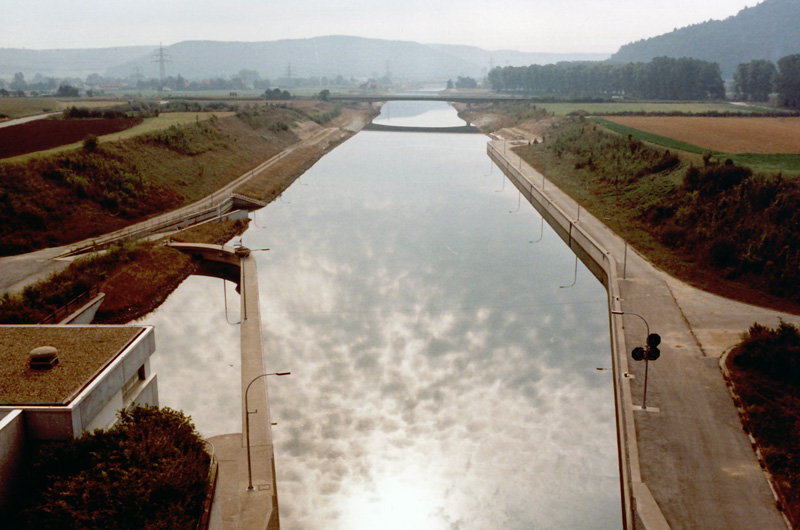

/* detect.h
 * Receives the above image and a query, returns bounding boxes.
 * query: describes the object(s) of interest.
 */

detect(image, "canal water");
[142,101,621,529]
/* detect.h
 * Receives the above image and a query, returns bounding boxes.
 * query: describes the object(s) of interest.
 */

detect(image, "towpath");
[490,131,797,530]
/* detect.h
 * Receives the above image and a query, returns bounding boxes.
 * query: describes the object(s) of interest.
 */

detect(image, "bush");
[732,321,800,387]
[11,406,210,530]
[83,134,98,153]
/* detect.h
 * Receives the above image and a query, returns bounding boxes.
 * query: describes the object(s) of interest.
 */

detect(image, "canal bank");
[488,137,791,530]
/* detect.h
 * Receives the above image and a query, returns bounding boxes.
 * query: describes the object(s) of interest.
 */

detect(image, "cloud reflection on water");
[139,104,621,529]
[249,126,621,529]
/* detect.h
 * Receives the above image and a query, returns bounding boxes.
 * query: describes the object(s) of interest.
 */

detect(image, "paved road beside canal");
[489,134,796,530]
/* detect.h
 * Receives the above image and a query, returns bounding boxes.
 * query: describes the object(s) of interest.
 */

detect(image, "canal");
[141,101,622,529]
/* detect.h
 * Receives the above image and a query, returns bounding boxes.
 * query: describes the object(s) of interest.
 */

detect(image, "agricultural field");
[604,116,800,154]
[0,97,67,120]
[3,111,235,162]
[0,97,124,121]
[595,116,800,174]
[0,117,142,158]
[540,101,775,117]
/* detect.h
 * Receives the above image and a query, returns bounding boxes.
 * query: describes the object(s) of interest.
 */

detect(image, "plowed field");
[0,117,142,159]
[605,117,800,154]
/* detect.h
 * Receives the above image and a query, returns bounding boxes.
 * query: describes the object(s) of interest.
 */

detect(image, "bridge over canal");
[329,94,540,104]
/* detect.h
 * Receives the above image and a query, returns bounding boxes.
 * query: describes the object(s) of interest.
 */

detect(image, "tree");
[11,406,210,530]
[236,69,260,88]
[455,76,478,89]
[318,88,331,101]
[775,54,800,109]
[56,84,79,97]
[9,72,26,91]
[734,60,777,101]
[446,79,454,90]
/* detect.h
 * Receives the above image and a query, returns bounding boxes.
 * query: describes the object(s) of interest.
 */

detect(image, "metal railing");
[40,285,100,324]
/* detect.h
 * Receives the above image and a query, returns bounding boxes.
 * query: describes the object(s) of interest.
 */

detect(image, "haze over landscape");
[4,0,761,54]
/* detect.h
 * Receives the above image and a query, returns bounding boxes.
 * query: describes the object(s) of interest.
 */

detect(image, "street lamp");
[245,371,291,490]
[611,310,661,410]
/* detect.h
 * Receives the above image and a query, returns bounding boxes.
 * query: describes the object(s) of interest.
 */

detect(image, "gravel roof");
[0,326,145,405]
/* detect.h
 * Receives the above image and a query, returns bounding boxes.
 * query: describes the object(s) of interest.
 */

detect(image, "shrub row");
[728,322,800,525]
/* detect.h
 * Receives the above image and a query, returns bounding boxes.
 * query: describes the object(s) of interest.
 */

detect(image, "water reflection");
[141,102,621,529]
[371,100,469,127]
[139,276,242,434]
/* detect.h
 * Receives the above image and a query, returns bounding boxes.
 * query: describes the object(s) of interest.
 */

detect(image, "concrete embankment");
[169,243,280,529]
[488,138,790,530]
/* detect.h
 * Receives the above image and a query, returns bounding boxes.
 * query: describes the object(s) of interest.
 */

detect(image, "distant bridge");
[363,123,480,134]
[329,94,538,104]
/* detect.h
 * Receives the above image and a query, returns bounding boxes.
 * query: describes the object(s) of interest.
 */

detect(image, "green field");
[541,101,778,117]
[591,117,800,175]
[0,98,67,120]
[591,117,707,154]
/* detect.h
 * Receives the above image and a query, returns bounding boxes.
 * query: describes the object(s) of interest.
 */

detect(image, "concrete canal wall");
[488,140,653,530]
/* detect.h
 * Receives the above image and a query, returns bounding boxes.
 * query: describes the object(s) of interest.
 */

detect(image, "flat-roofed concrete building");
[0,325,158,512]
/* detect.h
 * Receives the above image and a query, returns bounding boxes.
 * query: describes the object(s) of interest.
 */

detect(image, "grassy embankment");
[0,100,366,324]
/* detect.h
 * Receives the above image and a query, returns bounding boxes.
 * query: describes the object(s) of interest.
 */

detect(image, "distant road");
[0,111,61,129]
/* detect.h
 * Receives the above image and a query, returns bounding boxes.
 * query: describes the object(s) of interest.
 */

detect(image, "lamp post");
[611,310,660,410]
[245,371,291,490]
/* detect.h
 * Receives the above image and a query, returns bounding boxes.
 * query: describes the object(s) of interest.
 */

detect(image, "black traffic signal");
[632,346,645,361]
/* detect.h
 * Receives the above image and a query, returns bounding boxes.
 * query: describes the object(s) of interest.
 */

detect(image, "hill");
[0,36,610,84]
[610,0,800,78]
[0,46,153,79]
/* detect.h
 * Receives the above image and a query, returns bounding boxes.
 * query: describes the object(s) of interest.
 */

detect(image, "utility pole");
[151,43,171,92]
[285,62,293,87]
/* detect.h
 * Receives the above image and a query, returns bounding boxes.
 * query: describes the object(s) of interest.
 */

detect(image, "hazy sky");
[4,0,761,53]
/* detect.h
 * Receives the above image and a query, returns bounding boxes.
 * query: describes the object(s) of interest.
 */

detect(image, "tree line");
[488,57,725,100]
[734,54,800,107]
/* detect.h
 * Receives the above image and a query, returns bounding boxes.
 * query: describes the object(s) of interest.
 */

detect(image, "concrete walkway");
[489,135,795,530]
[165,246,280,530]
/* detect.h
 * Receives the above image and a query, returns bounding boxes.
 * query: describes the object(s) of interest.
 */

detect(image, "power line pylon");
[151,43,171,92]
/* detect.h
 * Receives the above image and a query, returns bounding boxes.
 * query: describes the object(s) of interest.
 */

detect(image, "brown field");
[0,117,142,158]
[605,116,800,154]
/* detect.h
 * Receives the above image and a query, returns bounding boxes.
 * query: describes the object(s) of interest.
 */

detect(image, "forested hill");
[610,0,800,78]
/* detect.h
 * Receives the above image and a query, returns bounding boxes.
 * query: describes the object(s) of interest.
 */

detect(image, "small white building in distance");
[0,325,158,513]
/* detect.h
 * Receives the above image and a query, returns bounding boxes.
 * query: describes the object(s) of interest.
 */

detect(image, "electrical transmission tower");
[151,44,171,92]
[285,62,293,86]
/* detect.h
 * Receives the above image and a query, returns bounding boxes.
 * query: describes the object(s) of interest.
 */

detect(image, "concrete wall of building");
[132,373,159,409]
[21,408,76,441]
[73,327,155,435]
[0,410,25,514]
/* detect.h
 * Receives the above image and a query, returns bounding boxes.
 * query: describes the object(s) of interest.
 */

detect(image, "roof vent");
[29,346,59,370]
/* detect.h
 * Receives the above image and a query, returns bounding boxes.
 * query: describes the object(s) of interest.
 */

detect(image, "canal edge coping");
[487,139,669,530]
